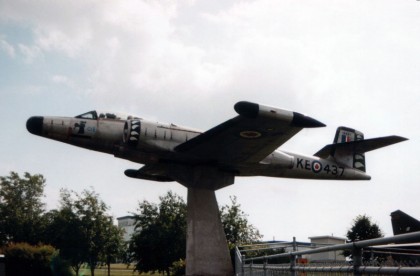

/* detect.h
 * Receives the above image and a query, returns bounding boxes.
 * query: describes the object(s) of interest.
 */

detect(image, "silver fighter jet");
[26,101,407,187]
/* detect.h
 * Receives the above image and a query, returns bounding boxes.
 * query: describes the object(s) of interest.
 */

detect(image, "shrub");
[50,250,72,276]
[2,243,70,276]
[170,259,185,276]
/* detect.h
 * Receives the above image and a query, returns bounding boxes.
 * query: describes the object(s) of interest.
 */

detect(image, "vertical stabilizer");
[391,210,420,235]
[332,127,366,172]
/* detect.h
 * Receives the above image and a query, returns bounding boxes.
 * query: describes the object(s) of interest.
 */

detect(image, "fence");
[235,231,420,275]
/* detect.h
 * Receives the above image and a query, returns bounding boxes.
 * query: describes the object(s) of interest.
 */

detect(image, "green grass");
[76,264,159,276]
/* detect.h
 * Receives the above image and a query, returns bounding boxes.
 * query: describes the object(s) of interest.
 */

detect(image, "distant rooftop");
[117,215,135,220]
[308,235,346,241]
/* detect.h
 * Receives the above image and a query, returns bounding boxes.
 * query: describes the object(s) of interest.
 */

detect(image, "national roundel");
[312,161,322,173]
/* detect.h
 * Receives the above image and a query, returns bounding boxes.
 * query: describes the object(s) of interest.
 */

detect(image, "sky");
[1,0,419,243]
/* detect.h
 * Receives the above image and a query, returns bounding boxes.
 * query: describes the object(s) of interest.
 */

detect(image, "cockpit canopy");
[75,111,139,120]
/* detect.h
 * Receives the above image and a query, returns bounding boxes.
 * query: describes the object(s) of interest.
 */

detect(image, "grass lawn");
[77,263,159,276]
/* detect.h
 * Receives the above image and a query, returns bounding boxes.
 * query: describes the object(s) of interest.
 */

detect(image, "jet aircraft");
[391,210,420,236]
[367,211,420,265]
[26,101,407,187]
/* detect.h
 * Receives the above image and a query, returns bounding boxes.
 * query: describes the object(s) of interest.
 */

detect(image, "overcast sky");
[1,0,419,242]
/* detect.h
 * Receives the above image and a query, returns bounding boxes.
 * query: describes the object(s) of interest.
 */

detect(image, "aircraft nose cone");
[26,116,44,135]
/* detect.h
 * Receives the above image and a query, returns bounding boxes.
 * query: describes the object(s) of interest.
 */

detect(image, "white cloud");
[0,38,15,57]
[18,43,42,63]
[51,74,74,87]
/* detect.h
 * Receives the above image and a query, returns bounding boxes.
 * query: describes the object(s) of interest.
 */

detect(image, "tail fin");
[391,210,420,235]
[315,126,408,171]
[332,127,366,171]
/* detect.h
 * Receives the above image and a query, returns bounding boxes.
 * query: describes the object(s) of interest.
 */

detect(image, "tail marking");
[315,127,407,172]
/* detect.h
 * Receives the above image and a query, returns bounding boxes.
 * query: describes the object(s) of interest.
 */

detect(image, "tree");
[344,214,384,259]
[347,214,383,242]
[220,196,263,265]
[73,189,110,276]
[0,172,46,246]
[46,188,123,276]
[44,204,86,275]
[220,196,263,248]
[128,192,262,275]
[102,221,125,276]
[129,191,187,276]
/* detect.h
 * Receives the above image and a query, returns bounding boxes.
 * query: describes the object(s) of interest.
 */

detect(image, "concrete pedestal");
[186,188,233,276]
[167,165,235,275]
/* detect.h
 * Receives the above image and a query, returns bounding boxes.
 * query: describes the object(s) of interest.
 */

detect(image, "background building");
[308,235,346,263]
[117,216,136,242]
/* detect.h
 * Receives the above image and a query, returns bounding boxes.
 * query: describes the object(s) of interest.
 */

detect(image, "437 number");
[324,165,344,176]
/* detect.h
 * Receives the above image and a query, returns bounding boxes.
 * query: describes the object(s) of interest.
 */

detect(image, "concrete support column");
[167,165,235,275]
[186,188,233,276]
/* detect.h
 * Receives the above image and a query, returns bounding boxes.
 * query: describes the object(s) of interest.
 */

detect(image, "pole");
[290,237,297,276]
[353,246,362,276]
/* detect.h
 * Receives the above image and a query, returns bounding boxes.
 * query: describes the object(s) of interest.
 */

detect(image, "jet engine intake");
[123,119,141,146]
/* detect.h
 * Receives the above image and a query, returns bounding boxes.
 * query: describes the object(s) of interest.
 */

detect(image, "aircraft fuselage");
[26,110,371,181]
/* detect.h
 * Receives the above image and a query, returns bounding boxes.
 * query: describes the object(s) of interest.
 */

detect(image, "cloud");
[51,74,74,87]
[3,0,419,134]
[1,0,419,240]
[17,43,42,63]
[0,38,15,57]
[2,0,419,127]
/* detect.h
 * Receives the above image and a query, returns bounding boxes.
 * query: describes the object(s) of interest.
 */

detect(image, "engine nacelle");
[260,151,294,168]
[124,169,174,182]
[123,119,141,147]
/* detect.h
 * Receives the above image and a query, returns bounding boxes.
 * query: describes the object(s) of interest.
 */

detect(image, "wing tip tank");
[234,101,259,118]
[234,101,326,128]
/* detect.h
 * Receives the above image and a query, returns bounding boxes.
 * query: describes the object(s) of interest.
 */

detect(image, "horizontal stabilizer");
[315,135,408,159]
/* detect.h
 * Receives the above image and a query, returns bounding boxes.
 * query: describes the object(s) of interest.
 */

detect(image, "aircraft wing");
[175,101,325,164]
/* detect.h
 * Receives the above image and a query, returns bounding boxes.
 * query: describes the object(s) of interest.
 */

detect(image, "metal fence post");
[290,254,296,276]
[263,256,267,276]
[241,254,245,276]
[0,255,5,276]
[289,237,297,276]
[353,245,362,276]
